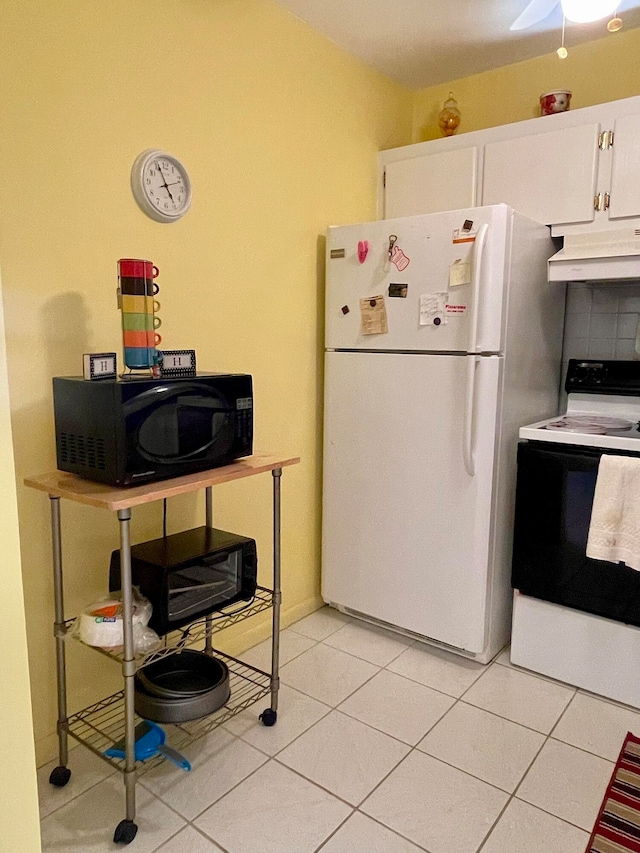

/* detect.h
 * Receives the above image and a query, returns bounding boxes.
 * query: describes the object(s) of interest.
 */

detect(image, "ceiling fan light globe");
[560,0,619,23]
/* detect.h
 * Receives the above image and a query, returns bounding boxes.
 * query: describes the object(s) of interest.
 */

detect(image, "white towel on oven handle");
[586,454,640,571]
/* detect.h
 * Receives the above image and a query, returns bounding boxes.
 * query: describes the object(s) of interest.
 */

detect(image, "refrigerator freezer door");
[322,350,502,654]
[325,206,509,354]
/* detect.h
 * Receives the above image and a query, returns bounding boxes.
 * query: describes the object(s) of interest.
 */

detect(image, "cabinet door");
[608,114,640,221]
[482,124,600,226]
[383,147,477,218]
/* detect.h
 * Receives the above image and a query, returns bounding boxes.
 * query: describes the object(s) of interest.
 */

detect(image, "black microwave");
[109,526,257,635]
[52,373,253,485]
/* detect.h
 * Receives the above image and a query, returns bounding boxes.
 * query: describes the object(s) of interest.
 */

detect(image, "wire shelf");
[63,586,274,671]
[64,648,272,777]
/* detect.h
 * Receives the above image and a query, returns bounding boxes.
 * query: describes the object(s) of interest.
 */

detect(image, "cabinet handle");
[594,193,604,212]
[604,192,610,211]
[598,130,615,150]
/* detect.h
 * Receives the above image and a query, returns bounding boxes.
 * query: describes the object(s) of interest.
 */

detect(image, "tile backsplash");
[562,281,640,363]
[559,282,640,404]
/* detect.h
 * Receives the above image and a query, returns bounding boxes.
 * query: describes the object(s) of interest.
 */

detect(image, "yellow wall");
[0,266,41,850]
[4,0,639,784]
[0,0,413,765]
[413,27,640,141]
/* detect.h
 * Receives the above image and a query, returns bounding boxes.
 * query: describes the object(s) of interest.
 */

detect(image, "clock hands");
[155,160,174,202]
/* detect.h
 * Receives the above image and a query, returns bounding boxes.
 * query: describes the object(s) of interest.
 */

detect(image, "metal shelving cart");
[25,451,299,845]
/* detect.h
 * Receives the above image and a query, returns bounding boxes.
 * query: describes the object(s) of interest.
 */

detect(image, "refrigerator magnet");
[360,295,388,335]
[357,241,369,264]
[452,228,477,244]
[420,293,447,327]
[390,245,410,271]
[445,302,467,316]
[388,283,408,298]
[449,260,471,287]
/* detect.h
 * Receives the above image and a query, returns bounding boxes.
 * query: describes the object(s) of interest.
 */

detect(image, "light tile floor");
[38,606,640,852]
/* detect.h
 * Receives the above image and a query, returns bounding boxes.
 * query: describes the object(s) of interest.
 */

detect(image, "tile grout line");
[185,821,233,853]
[145,747,271,825]
[231,698,334,760]
[278,652,605,777]
[38,767,118,821]
[476,688,593,851]
[311,808,357,853]
[351,810,436,853]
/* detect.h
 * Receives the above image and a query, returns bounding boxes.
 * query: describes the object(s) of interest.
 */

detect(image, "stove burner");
[544,415,634,435]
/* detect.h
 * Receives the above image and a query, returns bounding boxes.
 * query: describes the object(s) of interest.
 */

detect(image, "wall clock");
[131,149,192,223]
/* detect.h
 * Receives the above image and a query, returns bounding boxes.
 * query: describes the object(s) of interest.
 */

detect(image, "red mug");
[539,90,572,117]
[117,258,159,280]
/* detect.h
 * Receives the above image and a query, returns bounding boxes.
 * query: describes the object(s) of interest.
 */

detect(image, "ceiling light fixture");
[560,0,619,24]
[557,15,568,57]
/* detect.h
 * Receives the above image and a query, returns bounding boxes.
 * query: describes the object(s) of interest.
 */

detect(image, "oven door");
[511,440,640,627]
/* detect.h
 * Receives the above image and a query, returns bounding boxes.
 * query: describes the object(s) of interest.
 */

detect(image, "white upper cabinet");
[608,113,640,222]
[378,96,640,236]
[383,147,477,218]
[482,124,600,227]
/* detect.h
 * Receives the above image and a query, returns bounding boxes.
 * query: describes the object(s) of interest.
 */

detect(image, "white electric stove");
[520,400,640,451]
[511,359,640,709]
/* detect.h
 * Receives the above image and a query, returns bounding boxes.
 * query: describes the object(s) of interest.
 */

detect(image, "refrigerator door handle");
[463,355,479,477]
[467,223,489,356]
[463,223,489,477]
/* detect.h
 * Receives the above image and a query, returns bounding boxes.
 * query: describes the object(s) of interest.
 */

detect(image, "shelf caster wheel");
[49,766,71,787]
[259,708,277,726]
[113,819,138,845]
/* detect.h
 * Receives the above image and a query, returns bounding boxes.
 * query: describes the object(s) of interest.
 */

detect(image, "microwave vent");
[59,433,106,471]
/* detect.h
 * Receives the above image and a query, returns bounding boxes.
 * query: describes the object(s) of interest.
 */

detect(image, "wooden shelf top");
[24,452,300,511]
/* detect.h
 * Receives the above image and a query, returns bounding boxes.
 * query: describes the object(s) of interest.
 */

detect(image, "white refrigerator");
[322,204,564,663]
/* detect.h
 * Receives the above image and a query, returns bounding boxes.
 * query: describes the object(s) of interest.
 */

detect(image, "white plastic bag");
[70,589,160,654]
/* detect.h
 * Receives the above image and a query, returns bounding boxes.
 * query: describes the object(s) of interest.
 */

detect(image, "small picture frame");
[158,349,197,377]
[83,353,117,381]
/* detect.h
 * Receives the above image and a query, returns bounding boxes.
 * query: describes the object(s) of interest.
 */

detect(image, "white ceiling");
[271,0,640,89]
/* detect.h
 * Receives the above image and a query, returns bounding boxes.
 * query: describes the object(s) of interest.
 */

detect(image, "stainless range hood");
[548,229,640,282]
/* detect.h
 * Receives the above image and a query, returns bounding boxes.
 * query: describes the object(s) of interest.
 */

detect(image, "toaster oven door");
[167,549,243,623]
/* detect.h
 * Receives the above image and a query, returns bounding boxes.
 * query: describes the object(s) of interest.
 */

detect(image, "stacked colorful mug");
[117,259,163,370]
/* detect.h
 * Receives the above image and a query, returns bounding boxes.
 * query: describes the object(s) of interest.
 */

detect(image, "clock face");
[131,149,192,222]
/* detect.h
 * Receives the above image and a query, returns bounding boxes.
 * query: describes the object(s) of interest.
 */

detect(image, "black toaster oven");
[109,526,257,635]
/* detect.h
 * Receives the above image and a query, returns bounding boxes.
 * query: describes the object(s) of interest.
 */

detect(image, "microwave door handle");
[123,383,229,416]
[160,436,218,462]
[169,407,234,461]
[463,223,488,478]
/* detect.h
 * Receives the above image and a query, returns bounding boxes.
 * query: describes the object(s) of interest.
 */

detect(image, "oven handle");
[463,223,488,477]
